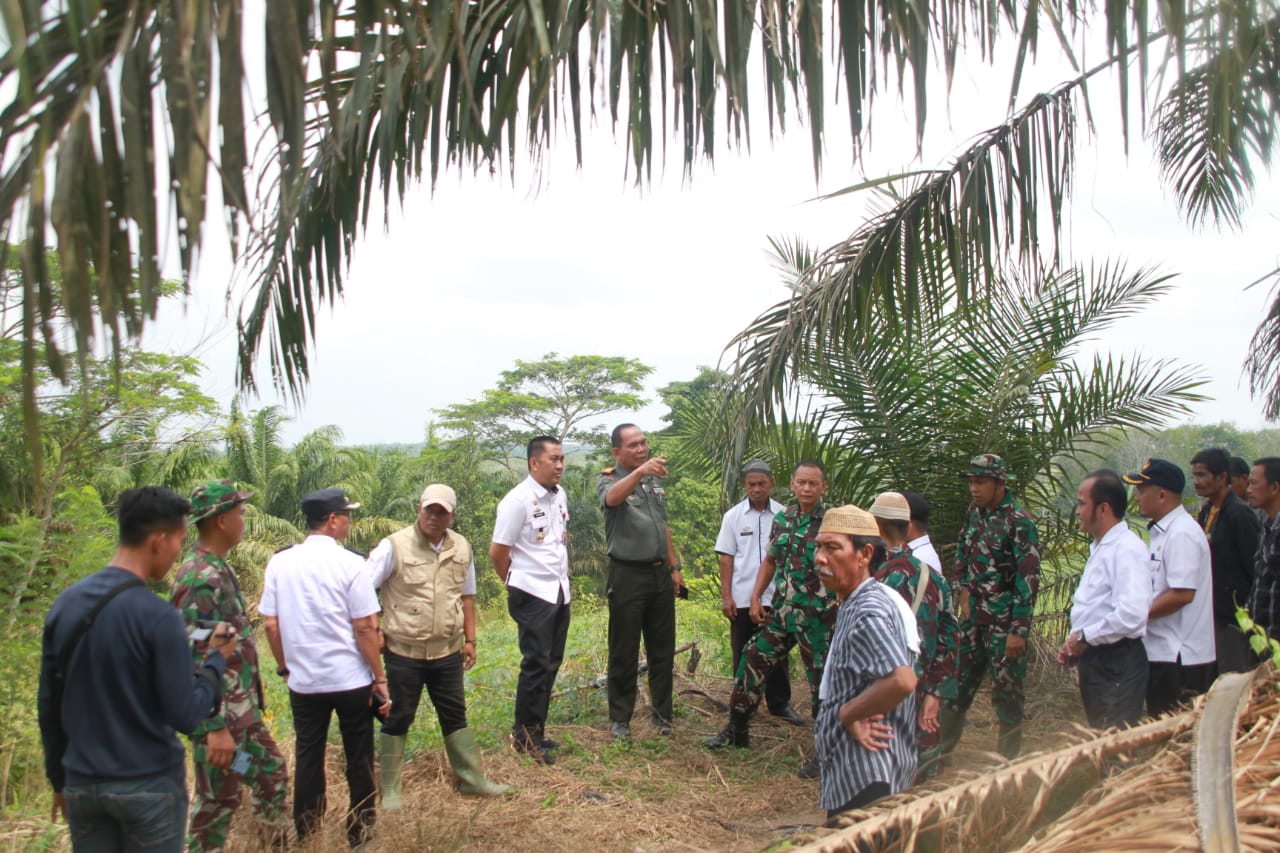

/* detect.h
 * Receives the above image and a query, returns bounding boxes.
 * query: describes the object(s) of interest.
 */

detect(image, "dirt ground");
[220,660,1084,853]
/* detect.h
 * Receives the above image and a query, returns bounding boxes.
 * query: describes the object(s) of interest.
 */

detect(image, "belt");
[611,557,666,568]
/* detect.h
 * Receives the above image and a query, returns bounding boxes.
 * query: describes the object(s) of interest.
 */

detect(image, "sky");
[142,25,1280,447]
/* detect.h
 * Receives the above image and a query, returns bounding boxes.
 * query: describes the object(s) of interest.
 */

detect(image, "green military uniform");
[729,502,835,719]
[597,465,675,725]
[941,456,1040,759]
[172,482,288,852]
[875,545,959,778]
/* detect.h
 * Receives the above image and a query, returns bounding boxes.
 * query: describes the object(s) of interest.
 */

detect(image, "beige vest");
[380,525,471,660]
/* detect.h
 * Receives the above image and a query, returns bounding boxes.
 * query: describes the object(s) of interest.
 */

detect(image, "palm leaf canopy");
[3,0,1241,419]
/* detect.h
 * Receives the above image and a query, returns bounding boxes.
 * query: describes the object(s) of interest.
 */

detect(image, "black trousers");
[607,559,675,723]
[381,649,468,737]
[730,610,792,713]
[1214,619,1256,675]
[1078,637,1148,730]
[826,781,892,823]
[1147,658,1215,717]
[508,586,571,735]
[290,685,376,848]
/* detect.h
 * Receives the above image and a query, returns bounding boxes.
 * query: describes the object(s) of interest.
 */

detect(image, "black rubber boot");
[703,710,750,749]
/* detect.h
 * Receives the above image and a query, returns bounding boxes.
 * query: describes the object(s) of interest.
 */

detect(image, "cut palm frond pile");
[794,666,1280,853]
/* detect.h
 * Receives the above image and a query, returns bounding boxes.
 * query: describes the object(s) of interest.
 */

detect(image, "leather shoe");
[797,756,820,779]
[610,721,632,740]
[511,731,556,765]
[650,714,673,736]
[769,704,809,726]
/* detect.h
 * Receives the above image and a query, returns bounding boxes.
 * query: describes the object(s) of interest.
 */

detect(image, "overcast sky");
[144,29,1280,447]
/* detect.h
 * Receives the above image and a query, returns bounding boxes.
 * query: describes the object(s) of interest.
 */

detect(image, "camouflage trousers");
[915,684,943,781]
[188,721,289,852]
[940,619,1027,759]
[730,606,836,719]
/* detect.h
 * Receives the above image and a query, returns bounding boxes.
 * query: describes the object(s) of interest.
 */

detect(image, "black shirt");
[1198,491,1263,622]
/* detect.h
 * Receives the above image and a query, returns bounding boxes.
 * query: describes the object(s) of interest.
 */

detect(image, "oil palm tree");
[684,240,1206,551]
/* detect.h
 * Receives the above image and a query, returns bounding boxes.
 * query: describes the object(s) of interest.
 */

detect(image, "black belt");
[611,557,665,568]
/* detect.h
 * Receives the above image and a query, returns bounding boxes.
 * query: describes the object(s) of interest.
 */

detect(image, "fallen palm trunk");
[793,666,1280,853]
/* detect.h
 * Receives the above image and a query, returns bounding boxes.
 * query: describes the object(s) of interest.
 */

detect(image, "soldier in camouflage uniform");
[704,461,835,777]
[172,481,288,852]
[868,492,959,779]
[939,455,1040,760]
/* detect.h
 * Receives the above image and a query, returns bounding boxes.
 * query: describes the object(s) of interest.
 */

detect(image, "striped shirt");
[816,578,917,810]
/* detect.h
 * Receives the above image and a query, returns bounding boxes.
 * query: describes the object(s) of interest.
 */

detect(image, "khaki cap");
[818,505,880,537]
[869,492,911,521]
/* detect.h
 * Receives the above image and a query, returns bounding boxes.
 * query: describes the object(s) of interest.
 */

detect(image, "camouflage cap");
[189,479,254,523]
[962,453,1015,481]
[818,505,881,537]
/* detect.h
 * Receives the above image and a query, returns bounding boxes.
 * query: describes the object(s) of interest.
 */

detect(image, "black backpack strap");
[56,577,146,678]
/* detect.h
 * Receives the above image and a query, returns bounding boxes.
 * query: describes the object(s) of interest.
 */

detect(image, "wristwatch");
[276,666,290,677]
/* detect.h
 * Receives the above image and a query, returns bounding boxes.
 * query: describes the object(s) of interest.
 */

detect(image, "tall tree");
[436,354,652,464]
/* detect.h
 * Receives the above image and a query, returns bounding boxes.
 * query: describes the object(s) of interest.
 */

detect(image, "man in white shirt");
[713,460,801,724]
[260,488,388,849]
[1124,458,1215,716]
[491,436,572,765]
[903,492,943,575]
[368,483,508,806]
[1058,471,1151,730]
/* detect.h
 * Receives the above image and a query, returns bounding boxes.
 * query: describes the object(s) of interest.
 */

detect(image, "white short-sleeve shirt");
[906,535,943,575]
[1145,505,1215,666]
[715,498,785,608]
[259,534,381,694]
[492,476,570,605]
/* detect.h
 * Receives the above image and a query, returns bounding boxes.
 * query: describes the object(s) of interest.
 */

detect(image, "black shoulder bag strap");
[55,577,146,683]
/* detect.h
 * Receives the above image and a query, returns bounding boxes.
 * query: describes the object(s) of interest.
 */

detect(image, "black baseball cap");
[301,488,361,519]
[1122,458,1185,493]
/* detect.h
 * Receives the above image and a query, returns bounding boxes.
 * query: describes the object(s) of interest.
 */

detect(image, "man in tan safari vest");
[366,484,509,808]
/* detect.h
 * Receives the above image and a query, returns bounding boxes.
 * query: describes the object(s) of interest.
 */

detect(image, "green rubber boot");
[379,733,407,812]
[443,728,512,797]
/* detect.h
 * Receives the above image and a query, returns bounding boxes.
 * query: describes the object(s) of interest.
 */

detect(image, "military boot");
[998,722,1022,760]
[703,710,750,749]
[379,732,407,811]
[938,704,966,755]
[444,728,512,796]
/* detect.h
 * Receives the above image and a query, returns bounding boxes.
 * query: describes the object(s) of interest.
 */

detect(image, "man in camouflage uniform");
[939,455,1040,759]
[172,481,288,852]
[868,492,959,779]
[705,461,835,777]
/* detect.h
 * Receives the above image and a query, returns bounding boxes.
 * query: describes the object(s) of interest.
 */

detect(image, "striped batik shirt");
[816,577,918,810]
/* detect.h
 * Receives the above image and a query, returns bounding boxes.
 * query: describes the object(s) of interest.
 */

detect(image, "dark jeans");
[382,649,468,737]
[607,559,676,723]
[290,685,376,848]
[63,774,187,853]
[508,586,571,735]
[730,610,792,714]
[1147,658,1215,717]
[1078,637,1148,730]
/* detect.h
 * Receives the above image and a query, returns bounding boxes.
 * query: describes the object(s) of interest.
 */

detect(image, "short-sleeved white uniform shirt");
[715,498,785,608]
[259,534,381,694]
[492,476,571,605]
[1145,505,1215,666]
